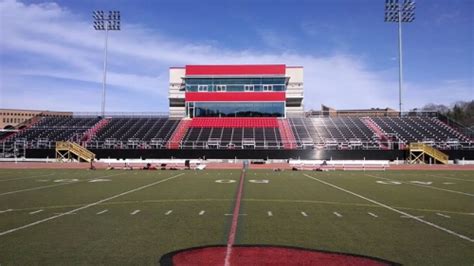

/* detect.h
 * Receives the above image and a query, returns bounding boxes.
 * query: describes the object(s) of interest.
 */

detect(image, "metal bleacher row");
[1,115,472,150]
[289,116,471,149]
[180,117,281,149]
[89,117,180,149]
[289,117,379,149]
[2,117,100,147]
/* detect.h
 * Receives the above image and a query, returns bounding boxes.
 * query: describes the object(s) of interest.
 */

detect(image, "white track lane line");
[199,210,205,216]
[333,211,342,217]
[436,213,451,218]
[301,211,308,217]
[0,209,13,214]
[0,172,127,197]
[304,174,474,243]
[0,173,184,237]
[0,173,55,182]
[368,212,378,218]
[96,209,108,215]
[366,174,474,197]
[267,211,273,217]
[130,210,140,215]
[165,210,173,215]
[29,209,43,215]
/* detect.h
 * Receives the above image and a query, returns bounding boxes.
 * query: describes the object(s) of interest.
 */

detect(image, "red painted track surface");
[170,246,394,266]
[224,169,246,265]
[1,162,474,170]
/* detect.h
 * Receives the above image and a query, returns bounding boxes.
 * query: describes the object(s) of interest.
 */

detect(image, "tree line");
[414,100,474,129]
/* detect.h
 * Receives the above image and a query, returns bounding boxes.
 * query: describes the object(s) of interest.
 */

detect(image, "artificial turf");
[0,169,472,265]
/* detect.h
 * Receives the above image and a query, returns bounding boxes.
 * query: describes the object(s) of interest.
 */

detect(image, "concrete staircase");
[81,118,110,144]
[361,117,390,150]
[167,119,191,149]
[278,119,297,149]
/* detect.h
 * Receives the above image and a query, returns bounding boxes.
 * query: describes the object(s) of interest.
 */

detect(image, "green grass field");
[0,168,472,265]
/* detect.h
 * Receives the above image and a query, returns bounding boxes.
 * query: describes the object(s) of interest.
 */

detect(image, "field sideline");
[0,168,473,265]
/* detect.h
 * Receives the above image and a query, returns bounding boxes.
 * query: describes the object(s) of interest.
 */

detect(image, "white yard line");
[333,211,342,217]
[224,213,247,216]
[0,173,184,237]
[96,209,108,215]
[130,210,141,215]
[366,174,474,197]
[401,215,424,218]
[0,209,13,214]
[436,213,451,218]
[304,174,474,243]
[428,174,474,183]
[0,172,127,197]
[267,211,273,217]
[0,182,78,196]
[29,209,43,215]
[165,210,173,215]
[368,212,378,218]
[0,173,54,182]
[301,211,308,217]
[199,210,205,216]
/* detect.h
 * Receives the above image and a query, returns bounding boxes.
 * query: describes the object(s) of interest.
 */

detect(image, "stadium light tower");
[93,10,121,117]
[384,0,415,113]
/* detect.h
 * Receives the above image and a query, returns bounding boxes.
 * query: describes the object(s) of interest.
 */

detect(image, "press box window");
[263,85,273,91]
[215,85,227,92]
[197,85,208,92]
[244,85,254,91]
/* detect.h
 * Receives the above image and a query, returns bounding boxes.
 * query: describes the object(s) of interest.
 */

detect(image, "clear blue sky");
[0,0,472,112]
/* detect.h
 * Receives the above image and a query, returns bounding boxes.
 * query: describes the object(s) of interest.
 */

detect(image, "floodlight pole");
[101,26,109,117]
[93,10,120,117]
[397,7,403,115]
[385,0,415,114]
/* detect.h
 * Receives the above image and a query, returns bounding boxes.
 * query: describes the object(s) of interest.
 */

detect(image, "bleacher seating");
[4,117,100,145]
[289,116,471,150]
[190,117,279,128]
[91,117,180,148]
[181,118,282,149]
[289,117,380,149]
[371,116,470,145]
[0,114,471,150]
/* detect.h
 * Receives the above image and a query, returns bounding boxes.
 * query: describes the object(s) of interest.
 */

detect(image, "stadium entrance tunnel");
[159,245,400,266]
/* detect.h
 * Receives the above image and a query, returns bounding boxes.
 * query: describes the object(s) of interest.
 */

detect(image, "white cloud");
[0,0,471,113]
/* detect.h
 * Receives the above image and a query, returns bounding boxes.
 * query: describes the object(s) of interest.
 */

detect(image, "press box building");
[168,65,304,118]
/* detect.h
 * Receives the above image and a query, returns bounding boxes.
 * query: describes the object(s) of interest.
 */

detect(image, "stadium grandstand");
[0,65,473,162]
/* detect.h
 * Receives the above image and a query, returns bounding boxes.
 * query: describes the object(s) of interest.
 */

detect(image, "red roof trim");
[185,65,286,76]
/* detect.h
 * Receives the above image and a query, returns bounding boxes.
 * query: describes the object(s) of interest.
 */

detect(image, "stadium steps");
[361,117,389,149]
[55,141,95,162]
[409,142,448,164]
[81,118,111,143]
[167,119,192,149]
[278,119,297,149]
